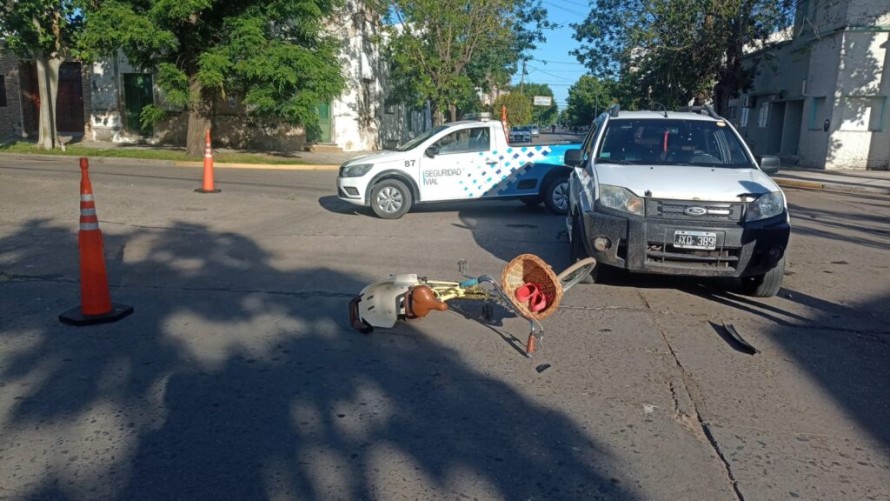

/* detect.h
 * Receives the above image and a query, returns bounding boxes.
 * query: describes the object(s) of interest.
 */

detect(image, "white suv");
[564,106,791,297]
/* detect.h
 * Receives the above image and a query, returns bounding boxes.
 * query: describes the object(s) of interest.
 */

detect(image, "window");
[757,102,769,128]
[435,127,489,154]
[0,76,6,107]
[595,119,753,168]
[809,97,826,130]
[840,96,886,132]
[740,108,750,128]
[580,117,601,162]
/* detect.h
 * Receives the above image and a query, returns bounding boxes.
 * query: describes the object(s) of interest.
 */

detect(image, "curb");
[774,177,890,196]
[173,161,339,171]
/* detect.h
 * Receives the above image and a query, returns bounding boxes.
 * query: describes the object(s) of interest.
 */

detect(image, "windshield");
[596,118,754,168]
[395,125,451,151]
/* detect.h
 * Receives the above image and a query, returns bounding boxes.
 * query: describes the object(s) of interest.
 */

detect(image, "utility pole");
[520,60,526,94]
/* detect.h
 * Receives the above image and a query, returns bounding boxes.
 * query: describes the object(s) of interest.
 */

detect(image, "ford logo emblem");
[685,206,707,216]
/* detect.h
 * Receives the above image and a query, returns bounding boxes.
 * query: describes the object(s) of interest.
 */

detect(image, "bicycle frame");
[349,257,596,357]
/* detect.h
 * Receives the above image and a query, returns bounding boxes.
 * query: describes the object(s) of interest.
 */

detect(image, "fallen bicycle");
[349,254,596,356]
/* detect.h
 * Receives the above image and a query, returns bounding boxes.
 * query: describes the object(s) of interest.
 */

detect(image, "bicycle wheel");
[556,257,597,292]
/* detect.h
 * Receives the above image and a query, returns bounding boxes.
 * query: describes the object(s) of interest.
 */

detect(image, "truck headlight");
[339,163,373,178]
[745,191,785,221]
[598,184,644,215]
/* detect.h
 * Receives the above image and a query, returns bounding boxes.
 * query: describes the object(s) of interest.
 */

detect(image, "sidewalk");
[772,167,890,196]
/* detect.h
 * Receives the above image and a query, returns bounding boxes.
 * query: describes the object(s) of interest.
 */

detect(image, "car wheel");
[520,195,543,207]
[370,179,412,219]
[741,256,785,297]
[543,176,569,215]
[569,214,595,284]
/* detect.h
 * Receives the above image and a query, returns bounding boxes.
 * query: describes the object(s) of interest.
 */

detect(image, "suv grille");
[646,199,743,222]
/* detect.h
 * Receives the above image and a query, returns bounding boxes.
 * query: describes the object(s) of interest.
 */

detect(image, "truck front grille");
[647,199,744,222]
[646,243,741,270]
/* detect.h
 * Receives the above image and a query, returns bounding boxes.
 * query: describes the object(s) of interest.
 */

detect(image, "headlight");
[745,191,785,221]
[339,163,373,178]
[598,184,644,215]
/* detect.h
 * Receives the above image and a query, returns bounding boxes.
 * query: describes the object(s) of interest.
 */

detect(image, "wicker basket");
[500,254,563,321]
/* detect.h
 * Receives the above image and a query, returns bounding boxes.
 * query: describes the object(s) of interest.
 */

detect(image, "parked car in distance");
[509,125,532,143]
[530,124,540,136]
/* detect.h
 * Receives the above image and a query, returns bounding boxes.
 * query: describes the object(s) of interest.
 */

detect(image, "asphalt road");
[1,156,888,500]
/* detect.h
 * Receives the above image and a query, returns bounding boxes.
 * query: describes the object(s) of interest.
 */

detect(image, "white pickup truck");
[337,120,581,218]
[565,106,791,297]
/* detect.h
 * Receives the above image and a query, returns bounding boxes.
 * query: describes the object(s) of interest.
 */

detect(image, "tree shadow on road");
[0,217,631,499]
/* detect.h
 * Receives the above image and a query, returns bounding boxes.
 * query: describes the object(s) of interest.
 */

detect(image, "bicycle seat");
[407,285,448,318]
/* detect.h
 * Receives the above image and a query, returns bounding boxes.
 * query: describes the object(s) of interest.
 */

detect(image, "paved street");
[1,157,888,500]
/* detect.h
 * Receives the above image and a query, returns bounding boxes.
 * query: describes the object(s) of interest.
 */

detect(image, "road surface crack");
[639,290,746,501]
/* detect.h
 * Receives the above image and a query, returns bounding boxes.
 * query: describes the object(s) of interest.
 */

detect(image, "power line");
[540,0,588,17]
[530,58,585,66]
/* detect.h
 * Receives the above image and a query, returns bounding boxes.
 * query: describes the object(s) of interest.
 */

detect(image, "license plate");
[674,230,717,250]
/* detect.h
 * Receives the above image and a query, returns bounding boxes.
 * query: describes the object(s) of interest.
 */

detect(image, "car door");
[569,116,603,214]
[419,126,496,201]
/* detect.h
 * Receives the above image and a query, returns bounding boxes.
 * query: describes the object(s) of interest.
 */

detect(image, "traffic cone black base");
[194,188,221,194]
[59,303,134,326]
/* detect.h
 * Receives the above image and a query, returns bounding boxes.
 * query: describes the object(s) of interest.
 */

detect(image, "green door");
[123,73,154,135]
[316,102,332,143]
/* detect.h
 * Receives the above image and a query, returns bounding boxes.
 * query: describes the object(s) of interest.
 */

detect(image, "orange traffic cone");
[59,158,134,326]
[195,129,221,193]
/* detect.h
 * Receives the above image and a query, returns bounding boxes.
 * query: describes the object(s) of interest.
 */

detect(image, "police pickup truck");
[337,120,580,218]
[565,106,791,297]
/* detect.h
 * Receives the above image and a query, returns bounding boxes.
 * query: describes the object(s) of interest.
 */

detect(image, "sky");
[510,0,593,113]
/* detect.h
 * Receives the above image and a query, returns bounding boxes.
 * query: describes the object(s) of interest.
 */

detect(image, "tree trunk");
[34,50,63,150]
[448,103,457,122]
[185,76,213,157]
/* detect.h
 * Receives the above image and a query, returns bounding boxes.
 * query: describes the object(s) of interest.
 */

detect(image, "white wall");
[827,30,889,169]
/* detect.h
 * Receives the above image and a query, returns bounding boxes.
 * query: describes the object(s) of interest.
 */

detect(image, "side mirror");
[425,146,438,158]
[564,148,583,167]
[759,155,781,175]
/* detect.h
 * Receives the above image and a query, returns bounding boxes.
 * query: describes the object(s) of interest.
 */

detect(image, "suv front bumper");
[579,210,790,278]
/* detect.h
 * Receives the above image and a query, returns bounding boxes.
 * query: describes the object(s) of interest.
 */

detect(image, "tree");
[571,0,796,114]
[0,1,85,149]
[77,0,346,156]
[564,75,615,127]
[520,82,557,125]
[383,0,553,125]
[492,91,532,127]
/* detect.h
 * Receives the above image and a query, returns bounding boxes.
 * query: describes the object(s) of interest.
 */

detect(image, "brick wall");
[0,52,24,141]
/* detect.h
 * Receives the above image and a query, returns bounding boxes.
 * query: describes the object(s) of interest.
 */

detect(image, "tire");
[543,176,570,215]
[741,256,785,297]
[519,195,543,207]
[370,179,412,219]
[569,214,595,284]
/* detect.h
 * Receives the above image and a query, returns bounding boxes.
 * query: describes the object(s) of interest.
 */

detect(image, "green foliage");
[493,92,532,126]
[383,0,554,123]
[521,82,557,125]
[78,0,346,129]
[0,0,85,58]
[139,105,167,131]
[571,0,796,112]
[564,75,616,126]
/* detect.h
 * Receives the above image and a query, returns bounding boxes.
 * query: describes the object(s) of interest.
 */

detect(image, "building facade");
[727,0,889,170]
[2,1,412,153]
